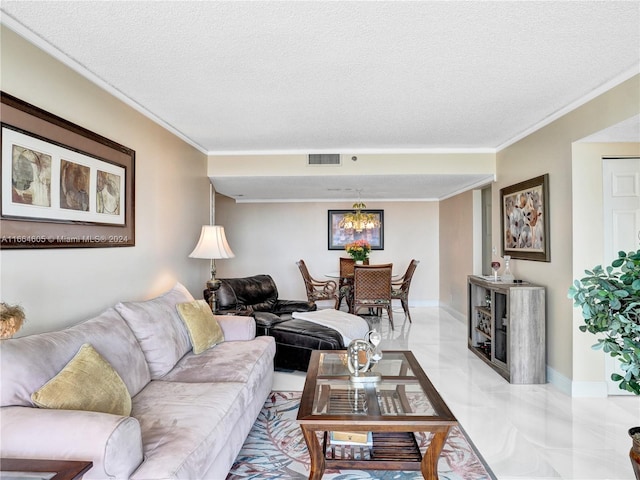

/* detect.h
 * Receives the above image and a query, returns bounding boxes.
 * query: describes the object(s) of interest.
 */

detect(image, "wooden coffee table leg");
[301,425,325,479]
[421,428,451,480]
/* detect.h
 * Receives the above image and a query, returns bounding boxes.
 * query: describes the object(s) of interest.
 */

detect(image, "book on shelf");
[329,431,373,446]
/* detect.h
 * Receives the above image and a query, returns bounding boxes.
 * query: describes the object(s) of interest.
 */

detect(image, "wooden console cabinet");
[467,275,546,384]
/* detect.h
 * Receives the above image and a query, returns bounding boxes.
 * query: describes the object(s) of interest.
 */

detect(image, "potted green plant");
[568,247,640,479]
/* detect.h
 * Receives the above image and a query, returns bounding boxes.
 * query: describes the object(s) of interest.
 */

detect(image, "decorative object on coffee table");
[0,302,25,339]
[365,329,383,362]
[346,338,380,384]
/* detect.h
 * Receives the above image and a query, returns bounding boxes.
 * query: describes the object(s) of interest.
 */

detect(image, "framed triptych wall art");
[1,92,135,248]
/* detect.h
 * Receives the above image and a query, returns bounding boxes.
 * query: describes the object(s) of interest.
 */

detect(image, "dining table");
[324,271,401,280]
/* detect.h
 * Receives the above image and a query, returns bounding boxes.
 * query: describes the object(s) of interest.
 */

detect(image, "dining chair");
[352,263,394,329]
[391,259,420,322]
[296,259,339,309]
[337,257,369,311]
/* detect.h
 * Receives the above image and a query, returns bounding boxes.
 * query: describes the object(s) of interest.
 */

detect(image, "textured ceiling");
[213,173,495,202]
[1,1,639,201]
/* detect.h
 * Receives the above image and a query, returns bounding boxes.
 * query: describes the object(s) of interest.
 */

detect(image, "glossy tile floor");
[273,306,640,480]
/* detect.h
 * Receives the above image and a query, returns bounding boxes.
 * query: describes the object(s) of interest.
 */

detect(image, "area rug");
[227,391,496,479]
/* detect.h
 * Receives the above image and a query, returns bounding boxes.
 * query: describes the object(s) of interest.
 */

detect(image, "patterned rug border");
[454,423,497,480]
[228,391,497,480]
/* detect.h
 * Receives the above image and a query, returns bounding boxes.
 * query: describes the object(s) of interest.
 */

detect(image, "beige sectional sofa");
[0,283,276,479]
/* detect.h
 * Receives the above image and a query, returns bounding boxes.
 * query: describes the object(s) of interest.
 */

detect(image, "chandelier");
[339,192,380,233]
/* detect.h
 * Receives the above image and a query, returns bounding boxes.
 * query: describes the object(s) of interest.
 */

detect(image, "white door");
[603,157,640,395]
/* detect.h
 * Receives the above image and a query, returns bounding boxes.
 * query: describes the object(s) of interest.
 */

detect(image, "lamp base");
[205,278,223,313]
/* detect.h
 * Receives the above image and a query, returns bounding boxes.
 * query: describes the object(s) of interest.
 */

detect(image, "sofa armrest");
[215,314,256,341]
[0,406,143,479]
[273,300,318,314]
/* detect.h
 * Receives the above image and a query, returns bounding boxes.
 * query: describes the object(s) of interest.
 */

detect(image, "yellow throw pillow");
[176,300,224,354]
[31,343,131,416]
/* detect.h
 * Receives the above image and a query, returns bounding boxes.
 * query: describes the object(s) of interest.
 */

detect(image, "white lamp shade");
[189,225,235,259]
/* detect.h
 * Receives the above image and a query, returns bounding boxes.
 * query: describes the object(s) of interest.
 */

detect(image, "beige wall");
[214,194,439,307]
[210,152,495,180]
[495,75,640,391]
[571,142,640,390]
[0,27,210,336]
[439,190,474,315]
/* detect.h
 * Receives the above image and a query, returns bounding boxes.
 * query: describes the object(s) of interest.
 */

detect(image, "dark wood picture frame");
[1,92,135,248]
[328,209,384,250]
[500,174,550,262]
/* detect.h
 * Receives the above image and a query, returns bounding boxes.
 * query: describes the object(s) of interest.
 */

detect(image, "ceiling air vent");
[308,154,341,165]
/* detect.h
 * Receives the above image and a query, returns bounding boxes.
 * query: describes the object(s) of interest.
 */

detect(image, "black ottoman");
[269,318,344,371]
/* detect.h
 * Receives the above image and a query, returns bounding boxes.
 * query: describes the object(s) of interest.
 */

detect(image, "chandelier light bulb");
[339,191,380,233]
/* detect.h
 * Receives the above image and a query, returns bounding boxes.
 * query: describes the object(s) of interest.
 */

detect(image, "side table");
[0,458,92,480]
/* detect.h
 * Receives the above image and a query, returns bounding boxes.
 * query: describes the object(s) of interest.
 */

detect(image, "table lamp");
[189,225,235,309]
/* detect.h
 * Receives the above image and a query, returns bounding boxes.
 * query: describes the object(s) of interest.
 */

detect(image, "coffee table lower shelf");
[323,431,423,471]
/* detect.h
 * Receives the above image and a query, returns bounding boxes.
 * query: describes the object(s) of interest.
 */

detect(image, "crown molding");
[496,64,640,152]
[207,147,497,156]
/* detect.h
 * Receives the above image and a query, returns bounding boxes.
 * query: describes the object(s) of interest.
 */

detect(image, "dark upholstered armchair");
[205,274,343,372]
[210,274,317,334]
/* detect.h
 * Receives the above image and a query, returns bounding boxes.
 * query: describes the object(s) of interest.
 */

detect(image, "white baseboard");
[407,300,440,307]
[546,366,608,397]
[439,304,466,323]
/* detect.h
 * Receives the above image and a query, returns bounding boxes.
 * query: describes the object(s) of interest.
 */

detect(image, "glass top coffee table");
[297,350,458,480]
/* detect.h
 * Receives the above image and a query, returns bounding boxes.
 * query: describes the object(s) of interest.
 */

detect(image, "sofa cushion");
[130,381,248,479]
[162,335,276,384]
[1,307,150,407]
[176,300,224,354]
[115,282,193,379]
[31,343,131,416]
